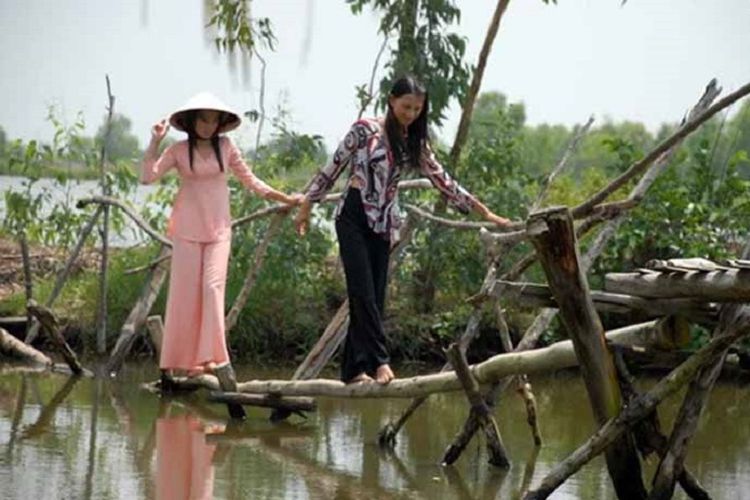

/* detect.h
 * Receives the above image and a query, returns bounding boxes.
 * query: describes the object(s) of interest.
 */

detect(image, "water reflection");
[156,409,222,500]
[0,368,749,499]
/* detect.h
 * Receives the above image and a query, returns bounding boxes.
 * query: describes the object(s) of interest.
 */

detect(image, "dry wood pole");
[494,280,719,326]
[106,246,170,375]
[225,211,285,331]
[96,75,115,355]
[571,80,750,219]
[19,233,33,338]
[444,343,509,467]
[523,308,750,500]
[0,327,52,366]
[146,315,164,359]
[27,301,87,376]
[495,303,542,446]
[527,206,646,500]
[24,205,103,344]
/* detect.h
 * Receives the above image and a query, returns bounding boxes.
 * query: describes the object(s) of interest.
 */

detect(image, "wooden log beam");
[443,343,509,467]
[146,315,164,360]
[229,321,687,399]
[495,280,718,326]
[226,212,285,332]
[25,205,103,344]
[27,301,86,376]
[106,247,170,375]
[213,364,247,420]
[495,305,542,446]
[605,269,750,302]
[527,206,646,500]
[207,392,316,413]
[0,327,52,366]
[76,196,172,248]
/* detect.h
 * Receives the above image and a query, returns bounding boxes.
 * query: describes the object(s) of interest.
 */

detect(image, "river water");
[1,363,748,499]
[0,175,161,247]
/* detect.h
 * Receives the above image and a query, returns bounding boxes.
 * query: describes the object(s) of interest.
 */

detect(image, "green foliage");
[1,106,142,248]
[207,0,275,54]
[95,113,141,163]
[252,120,326,179]
[348,0,470,126]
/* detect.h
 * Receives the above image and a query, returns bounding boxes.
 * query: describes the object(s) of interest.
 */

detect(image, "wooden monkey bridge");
[3,78,750,500]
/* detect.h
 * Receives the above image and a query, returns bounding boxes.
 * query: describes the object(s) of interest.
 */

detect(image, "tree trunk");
[527,206,646,500]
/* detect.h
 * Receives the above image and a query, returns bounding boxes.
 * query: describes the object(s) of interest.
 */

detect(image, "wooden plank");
[605,269,750,301]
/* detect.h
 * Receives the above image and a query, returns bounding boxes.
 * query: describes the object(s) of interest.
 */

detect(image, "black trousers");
[336,189,391,382]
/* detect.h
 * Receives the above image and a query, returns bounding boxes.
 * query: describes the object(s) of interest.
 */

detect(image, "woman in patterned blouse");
[295,76,510,384]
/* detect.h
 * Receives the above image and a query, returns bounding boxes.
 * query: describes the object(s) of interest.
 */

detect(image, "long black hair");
[181,110,228,172]
[385,75,429,168]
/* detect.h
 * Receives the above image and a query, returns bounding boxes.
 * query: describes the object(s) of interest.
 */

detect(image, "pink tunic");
[141,137,272,242]
[141,136,270,370]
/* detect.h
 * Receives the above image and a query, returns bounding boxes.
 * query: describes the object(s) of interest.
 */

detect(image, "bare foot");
[186,367,205,378]
[347,372,374,384]
[375,364,395,385]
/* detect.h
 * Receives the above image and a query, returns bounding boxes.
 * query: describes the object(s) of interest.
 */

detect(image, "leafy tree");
[0,125,6,156]
[348,0,470,126]
[95,113,140,164]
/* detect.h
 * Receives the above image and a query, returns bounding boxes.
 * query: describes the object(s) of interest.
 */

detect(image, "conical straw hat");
[169,92,241,133]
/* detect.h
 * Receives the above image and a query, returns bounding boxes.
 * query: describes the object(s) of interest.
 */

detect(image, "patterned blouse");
[305,117,477,241]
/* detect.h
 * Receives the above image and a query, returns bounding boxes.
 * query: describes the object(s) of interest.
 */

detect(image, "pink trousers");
[160,237,231,370]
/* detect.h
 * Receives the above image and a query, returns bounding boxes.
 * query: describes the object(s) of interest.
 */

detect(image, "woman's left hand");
[287,193,305,206]
[485,212,512,228]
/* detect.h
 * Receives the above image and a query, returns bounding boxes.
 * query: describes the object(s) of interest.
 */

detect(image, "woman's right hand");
[294,198,312,236]
[151,119,170,143]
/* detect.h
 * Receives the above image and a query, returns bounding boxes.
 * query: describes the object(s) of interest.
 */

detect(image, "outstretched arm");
[226,138,301,206]
[420,144,510,227]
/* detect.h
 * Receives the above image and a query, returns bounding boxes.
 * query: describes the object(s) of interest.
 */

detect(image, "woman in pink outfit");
[141,92,300,411]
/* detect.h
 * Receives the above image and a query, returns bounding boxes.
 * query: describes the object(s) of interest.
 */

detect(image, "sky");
[0,0,749,154]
